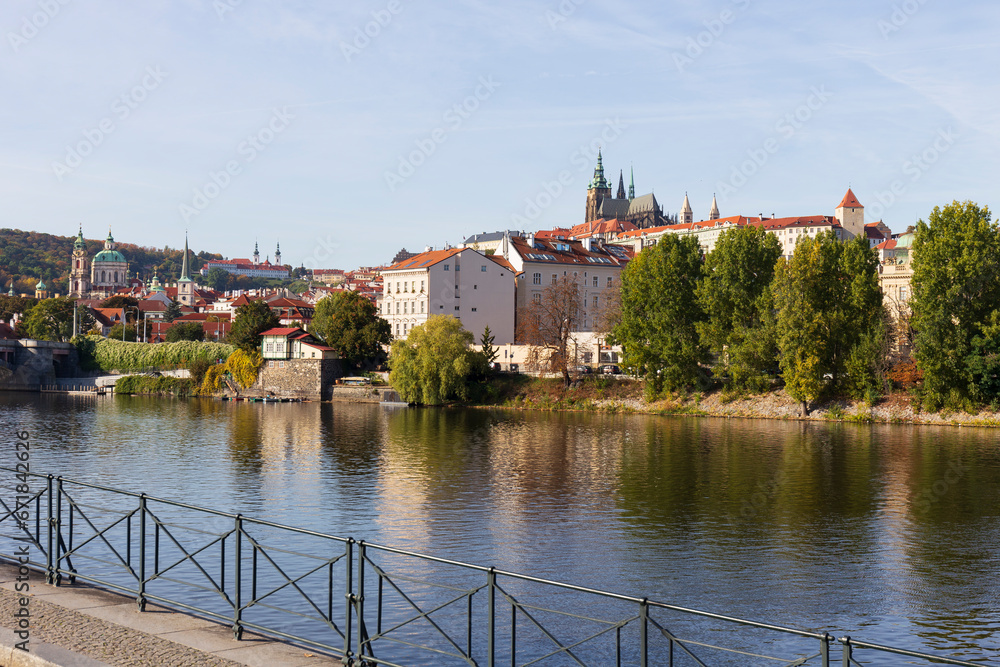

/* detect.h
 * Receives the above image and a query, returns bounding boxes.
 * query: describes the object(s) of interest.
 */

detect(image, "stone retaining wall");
[248,358,341,400]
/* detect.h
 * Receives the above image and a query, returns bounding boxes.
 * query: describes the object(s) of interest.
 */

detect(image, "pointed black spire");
[616,170,626,199]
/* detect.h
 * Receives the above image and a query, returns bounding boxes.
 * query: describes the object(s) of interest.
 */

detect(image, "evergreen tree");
[480,325,498,366]
[163,300,183,323]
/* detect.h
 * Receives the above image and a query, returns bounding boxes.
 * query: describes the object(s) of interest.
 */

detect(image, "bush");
[226,349,263,388]
[76,335,235,373]
[115,375,195,396]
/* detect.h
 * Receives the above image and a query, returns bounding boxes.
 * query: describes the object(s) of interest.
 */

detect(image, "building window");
[481,265,487,272]
[268,361,274,368]
[396,324,400,335]
[396,302,400,314]
[444,265,450,271]
[533,273,541,285]
[454,306,460,311]
[551,275,557,284]
[403,302,408,314]
[455,264,460,271]
[471,307,477,312]
[593,276,598,287]
[279,361,284,368]
[403,282,408,292]
[420,301,425,313]
[420,280,425,292]
[474,285,477,290]
[533,293,541,304]
[607,277,612,287]
[266,342,274,352]
[593,295,599,308]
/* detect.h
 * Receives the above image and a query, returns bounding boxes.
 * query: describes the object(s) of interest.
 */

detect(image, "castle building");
[584,152,667,229]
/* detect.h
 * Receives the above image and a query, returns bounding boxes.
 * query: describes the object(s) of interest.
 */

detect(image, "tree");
[910,201,1000,409]
[163,300,183,323]
[206,267,233,292]
[23,298,76,341]
[100,296,139,320]
[516,275,580,387]
[696,226,782,393]
[165,321,205,342]
[389,316,484,404]
[480,325,498,366]
[108,323,137,342]
[772,232,888,415]
[74,304,97,337]
[313,291,391,368]
[228,300,279,353]
[0,295,37,324]
[611,234,707,394]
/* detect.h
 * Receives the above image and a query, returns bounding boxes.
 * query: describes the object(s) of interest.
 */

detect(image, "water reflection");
[0,392,997,659]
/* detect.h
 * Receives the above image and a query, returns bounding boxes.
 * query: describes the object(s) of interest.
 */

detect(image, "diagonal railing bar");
[241,534,347,633]
[519,620,632,667]
[0,492,47,555]
[647,616,711,667]
[57,492,137,578]
[494,582,588,667]
[144,510,234,605]
[362,557,481,660]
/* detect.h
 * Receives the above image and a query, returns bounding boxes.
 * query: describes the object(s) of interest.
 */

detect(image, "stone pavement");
[0,564,337,667]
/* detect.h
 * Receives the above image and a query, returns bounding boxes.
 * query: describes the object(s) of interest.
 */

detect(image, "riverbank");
[473,375,1000,427]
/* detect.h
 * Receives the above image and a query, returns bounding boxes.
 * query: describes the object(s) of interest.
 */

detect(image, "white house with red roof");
[260,327,337,360]
[381,247,516,343]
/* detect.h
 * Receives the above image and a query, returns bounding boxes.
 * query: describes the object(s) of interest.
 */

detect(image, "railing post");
[841,636,851,667]
[45,475,54,585]
[53,477,62,586]
[343,538,354,666]
[821,632,830,667]
[487,568,495,667]
[357,542,366,660]
[639,598,648,667]
[137,495,146,611]
[233,514,243,640]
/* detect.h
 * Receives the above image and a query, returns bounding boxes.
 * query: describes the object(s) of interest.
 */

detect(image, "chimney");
[582,237,592,251]
[526,232,535,247]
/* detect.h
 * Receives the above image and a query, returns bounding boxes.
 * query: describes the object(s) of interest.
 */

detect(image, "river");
[0,392,998,664]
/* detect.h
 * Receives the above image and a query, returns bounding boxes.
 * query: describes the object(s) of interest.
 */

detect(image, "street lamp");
[125,306,139,341]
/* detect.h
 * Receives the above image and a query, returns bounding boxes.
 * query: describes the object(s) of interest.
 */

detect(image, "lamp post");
[125,306,139,341]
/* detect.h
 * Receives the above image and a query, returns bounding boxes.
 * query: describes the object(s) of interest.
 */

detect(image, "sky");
[1,0,998,270]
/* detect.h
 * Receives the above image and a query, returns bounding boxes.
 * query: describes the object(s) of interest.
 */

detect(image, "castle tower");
[69,225,91,297]
[177,234,194,307]
[835,188,865,238]
[709,194,720,220]
[275,242,281,266]
[680,193,693,225]
[253,241,260,264]
[585,150,612,223]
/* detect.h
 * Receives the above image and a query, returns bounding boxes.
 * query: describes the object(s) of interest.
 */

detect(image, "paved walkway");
[0,564,336,667]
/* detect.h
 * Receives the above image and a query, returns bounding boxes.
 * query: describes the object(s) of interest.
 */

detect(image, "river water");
[1,392,998,664]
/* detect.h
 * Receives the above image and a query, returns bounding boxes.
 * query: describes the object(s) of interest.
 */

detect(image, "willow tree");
[910,201,1000,410]
[696,225,782,393]
[389,316,485,405]
[611,234,707,394]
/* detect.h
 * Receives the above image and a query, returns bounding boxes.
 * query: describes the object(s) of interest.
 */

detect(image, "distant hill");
[0,228,223,296]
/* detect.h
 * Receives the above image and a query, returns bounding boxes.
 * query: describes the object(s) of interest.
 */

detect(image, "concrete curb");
[0,628,109,667]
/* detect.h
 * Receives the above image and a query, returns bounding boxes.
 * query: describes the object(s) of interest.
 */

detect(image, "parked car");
[509,363,519,373]
[572,365,592,374]
[600,364,620,375]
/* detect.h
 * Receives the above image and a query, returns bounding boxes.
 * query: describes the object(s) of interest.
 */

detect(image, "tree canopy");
[515,275,581,386]
[312,291,391,368]
[611,234,707,393]
[228,300,279,353]
[696,225,782,393]
[22,298,75,341]
[165,321,205,342]
[389,316,486,405]
[910,201,1000,409]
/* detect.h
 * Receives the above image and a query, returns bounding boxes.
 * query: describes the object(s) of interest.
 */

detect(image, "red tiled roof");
[837,188,863,209]
[386,247,464,271]
[486,254,515,272]
[751,215,838,230]
[876,239,897,250]
[260,327,305,336]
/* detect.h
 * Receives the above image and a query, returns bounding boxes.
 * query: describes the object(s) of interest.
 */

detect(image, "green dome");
[94,249,127,263]
[35,279,46,289]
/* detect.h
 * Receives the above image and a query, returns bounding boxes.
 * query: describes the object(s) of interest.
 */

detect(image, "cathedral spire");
[709,193,720,220]
[589,149,609,190]
[179,233,191,282]
[681,192,693,225]
[616,170,626,199]
[628,166,635,200]
[253,240,260,265]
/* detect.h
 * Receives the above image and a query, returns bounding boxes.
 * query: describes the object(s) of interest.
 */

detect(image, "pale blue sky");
[1,0,997,269]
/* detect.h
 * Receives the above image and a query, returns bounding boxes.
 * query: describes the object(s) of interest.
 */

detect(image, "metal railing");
[0,469,990,666]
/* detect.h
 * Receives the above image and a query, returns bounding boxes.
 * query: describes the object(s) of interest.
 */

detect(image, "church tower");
[616,171,626,200]
[680,193,693,225]
[835,188,865,239]
[177,234,194,307]
[628,166,635,200]
[709,194,720,220]
[69,225,91,297]
[253,241,260,265]
[275,242,281,266]
[585,150,612,223]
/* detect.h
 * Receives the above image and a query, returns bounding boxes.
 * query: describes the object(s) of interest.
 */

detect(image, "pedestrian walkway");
[0,564,335,667]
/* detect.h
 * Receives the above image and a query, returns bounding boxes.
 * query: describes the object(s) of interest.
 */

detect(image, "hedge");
[114,375,196,397]
[76,335,235,373]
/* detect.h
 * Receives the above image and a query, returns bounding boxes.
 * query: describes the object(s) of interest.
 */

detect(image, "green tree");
[515,275,581,387]
[389,316,484,405]
[108,323,138,342]
[165,321,205,342]
[228,300,279,353]
[910,201,1000,409]
[23,298,76,341]
[163,300,183,323]
[480,325,498,366]
[100,296,139,320]
[697,226,782,393]
[773,232,888,415]
[313,291,391,368]
[206,267,233,292]
[611,234,707,394]
[74,304,97,337]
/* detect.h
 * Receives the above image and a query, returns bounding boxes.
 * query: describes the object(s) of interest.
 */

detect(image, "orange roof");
[751,215,838,230]
[385,247,464,271]
[837,188,863,209]
[876,239,897,250]
[260,327,305,337]
[486,254,515,272]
